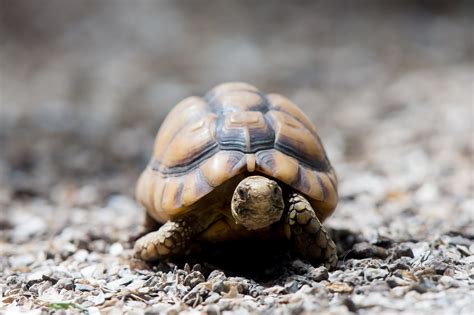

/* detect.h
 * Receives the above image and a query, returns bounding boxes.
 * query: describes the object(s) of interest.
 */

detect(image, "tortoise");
[134,82,338,268]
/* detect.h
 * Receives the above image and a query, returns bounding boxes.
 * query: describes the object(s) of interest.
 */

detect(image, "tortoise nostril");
[238,187,246,199]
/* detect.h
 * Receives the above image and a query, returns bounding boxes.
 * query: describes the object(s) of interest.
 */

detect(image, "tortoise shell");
[136,82,337,223]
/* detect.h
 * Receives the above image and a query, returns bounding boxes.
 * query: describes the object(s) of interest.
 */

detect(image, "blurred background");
[0,0,472,235]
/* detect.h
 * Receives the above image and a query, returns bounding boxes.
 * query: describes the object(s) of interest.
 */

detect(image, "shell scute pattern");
[136,83,337,222]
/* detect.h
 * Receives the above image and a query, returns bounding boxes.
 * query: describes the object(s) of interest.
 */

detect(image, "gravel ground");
[1,1,473,314]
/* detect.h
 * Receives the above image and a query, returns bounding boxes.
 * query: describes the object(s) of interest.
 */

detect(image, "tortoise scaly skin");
[134,82,339,268]
[285,193,337,268]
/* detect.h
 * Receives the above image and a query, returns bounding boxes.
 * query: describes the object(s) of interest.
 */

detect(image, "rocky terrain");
[1,1,473,314]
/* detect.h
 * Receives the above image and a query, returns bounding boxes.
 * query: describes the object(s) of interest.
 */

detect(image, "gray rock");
[106,276,134,291]
[386,276,411,288]
[307,266,329,282]
[75,283,94,292]
[284,280,300,293]
[390,245,414,260]
[184,271,205,289]
[211,280,226,294]
[349,243,388,259]
[364,268,389,281]
[204,292,221,304]
[56,278,75,290]
[203,304,220,315]
[208,270,226,282]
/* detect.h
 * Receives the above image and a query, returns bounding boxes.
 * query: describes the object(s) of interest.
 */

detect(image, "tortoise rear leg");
[134,218,192,262]
[285,193,337,269]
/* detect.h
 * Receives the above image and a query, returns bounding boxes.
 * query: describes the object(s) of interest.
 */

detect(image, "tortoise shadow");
[142,228,361,283]
[188,227,360,281]
[168,239,295,282]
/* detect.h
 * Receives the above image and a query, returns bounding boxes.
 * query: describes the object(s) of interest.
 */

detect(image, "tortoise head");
[231,176,284,230]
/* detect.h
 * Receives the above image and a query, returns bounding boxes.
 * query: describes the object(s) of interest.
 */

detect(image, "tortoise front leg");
[285,193,337,269]
[134,218,192,262]
[133,209,222,262]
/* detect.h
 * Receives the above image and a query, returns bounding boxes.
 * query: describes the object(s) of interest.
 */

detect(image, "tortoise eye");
[238,188,246,198]
[273,186,280,195]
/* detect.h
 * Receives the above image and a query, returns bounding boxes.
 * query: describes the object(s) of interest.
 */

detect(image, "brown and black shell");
[136,82,338,223]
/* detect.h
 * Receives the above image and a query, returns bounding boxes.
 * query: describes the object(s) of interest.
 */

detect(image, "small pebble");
[109,243,124,256]
[184,271,205,288]
[326,282,353,294]
[212,280,226,294]
[76,284,94,292]
[364,268,389,281]
[307,266,329,282]
[349,242,388,259]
